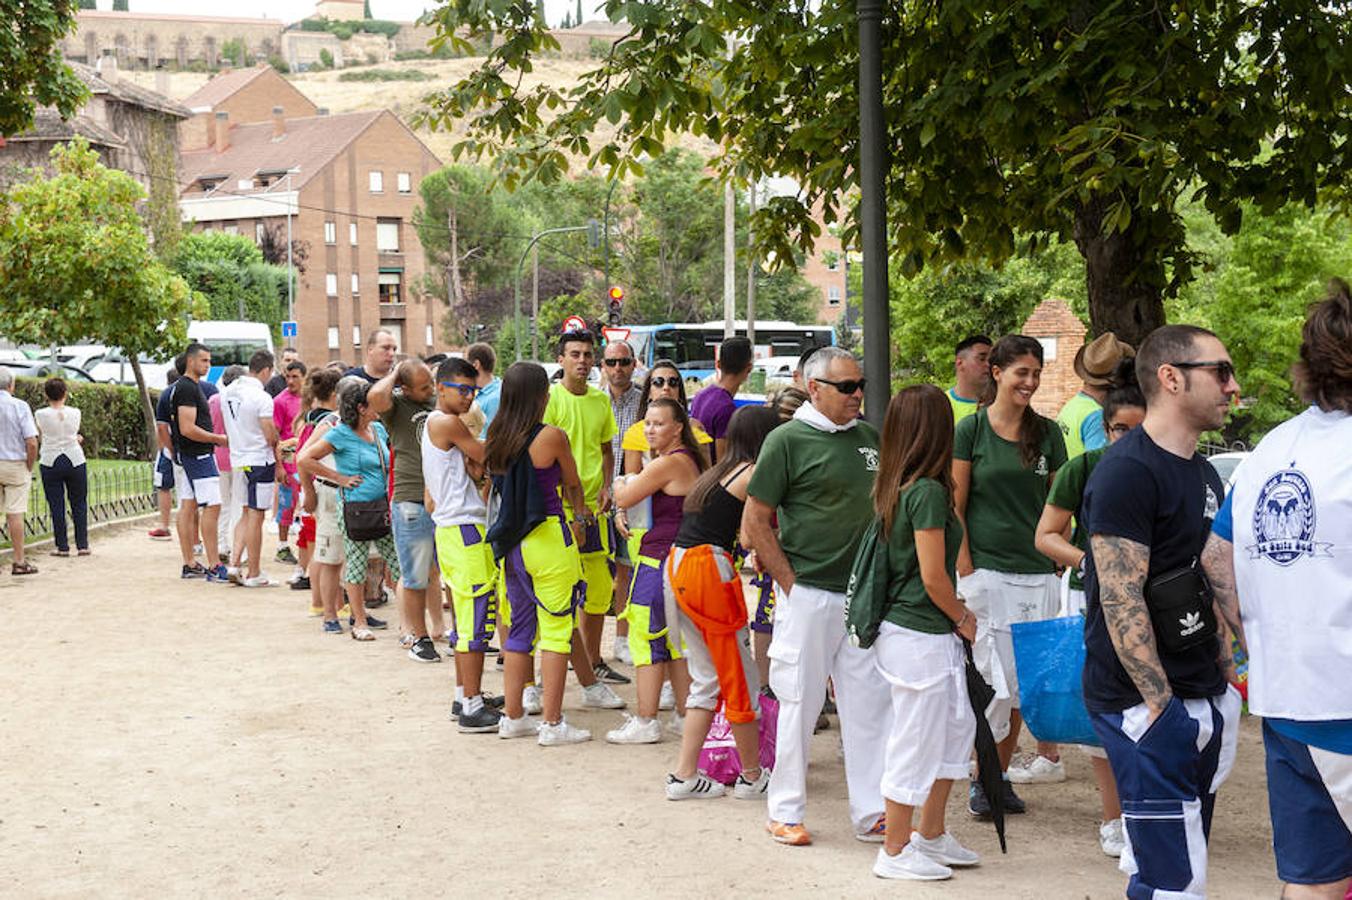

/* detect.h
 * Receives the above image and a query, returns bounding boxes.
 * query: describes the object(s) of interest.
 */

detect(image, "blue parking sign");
[281,320,298,338]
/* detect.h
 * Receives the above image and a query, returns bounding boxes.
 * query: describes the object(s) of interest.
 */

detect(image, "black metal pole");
[857,0,891,424]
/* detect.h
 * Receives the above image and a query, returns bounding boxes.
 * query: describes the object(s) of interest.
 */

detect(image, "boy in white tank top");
[422,357,501,734]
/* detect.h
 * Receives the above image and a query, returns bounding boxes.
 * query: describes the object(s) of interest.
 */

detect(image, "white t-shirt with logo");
[222,375,275,468]
[1228,406,1352,720]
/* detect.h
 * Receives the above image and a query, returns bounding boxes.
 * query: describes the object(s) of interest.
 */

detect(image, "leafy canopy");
[0,0,87,136]
[0,139,203,360]
[421,0,1352,341]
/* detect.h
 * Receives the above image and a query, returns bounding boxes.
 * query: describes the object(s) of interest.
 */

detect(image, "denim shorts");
[391,500,437,590]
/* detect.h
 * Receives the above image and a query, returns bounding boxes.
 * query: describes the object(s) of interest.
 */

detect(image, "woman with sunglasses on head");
[663,405,783,798]
[485,362,594,746]
[1032,358,1144,858]
[607,398,708,743]
[952,334,1068,817]
[620,360,713,476]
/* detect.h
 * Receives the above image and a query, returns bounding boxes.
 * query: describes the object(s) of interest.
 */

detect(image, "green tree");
[0,0,87,136]
[421,1,1352,347]
[170,231,288,334]
[364,0,372,18]
[112,0,127,10]
[318,48,333,69]
[0,139,203,454]
[575,0,583,27]
[78,0,95,8]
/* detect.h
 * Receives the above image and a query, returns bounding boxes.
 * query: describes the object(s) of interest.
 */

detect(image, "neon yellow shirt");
[621,420,713,453]
[948,386,979,424]
[544,382,617,512]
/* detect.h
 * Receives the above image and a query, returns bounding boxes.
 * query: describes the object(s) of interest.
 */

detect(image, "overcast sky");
[88,1,605,26]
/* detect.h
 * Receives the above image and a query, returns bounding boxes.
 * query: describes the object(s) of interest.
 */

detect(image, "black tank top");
[674,464,750,552]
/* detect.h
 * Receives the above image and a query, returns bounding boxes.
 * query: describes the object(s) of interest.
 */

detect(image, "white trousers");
[766,582,892,832]
[216,468,240,553]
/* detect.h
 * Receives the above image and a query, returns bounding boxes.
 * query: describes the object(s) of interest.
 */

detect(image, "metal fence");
[12,462,156,543]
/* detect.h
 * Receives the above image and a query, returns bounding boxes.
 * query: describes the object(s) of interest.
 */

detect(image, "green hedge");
[10,378,156,460]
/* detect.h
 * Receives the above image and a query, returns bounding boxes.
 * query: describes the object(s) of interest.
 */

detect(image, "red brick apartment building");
[177,94,441,363]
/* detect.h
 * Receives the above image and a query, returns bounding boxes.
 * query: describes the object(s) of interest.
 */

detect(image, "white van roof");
[187,321,274,341]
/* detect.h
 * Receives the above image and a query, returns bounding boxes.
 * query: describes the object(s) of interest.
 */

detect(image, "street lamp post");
[514,225,591,361]
[857,0,891,424]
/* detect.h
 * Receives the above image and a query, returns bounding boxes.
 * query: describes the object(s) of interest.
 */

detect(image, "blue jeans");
[40,454,88,552]
[391,500,437,590]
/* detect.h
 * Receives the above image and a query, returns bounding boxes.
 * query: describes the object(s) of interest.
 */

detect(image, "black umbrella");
[963,639,1008,853]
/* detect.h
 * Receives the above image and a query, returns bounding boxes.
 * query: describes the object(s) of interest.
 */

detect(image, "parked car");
[753,355,801,383]
[1207,451,1250,494]
[0,361,98,383]
[57,344,111,372]
[88,355,172,390]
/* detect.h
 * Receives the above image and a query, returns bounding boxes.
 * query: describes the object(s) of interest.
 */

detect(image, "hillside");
[122,58,719,169]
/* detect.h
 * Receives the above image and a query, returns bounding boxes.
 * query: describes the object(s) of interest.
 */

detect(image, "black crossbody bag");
[1144,557,1217,653]
[341,433,390,542]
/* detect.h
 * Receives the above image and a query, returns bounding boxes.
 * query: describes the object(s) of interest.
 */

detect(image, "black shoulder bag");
[341,432,391,542]
[1144,557,1217,653]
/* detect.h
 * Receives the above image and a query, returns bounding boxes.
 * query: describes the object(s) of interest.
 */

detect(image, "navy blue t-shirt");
[1081,427,1227,712]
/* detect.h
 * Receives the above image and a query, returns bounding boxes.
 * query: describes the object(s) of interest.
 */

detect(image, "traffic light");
[607,285,624,325]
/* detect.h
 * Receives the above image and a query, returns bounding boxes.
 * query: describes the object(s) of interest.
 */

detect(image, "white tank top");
[1229,406,1352,720]
[421,410,487,527]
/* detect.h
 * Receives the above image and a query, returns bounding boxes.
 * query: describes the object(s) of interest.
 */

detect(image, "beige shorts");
[0,459,33,516]
[313,482,343,566]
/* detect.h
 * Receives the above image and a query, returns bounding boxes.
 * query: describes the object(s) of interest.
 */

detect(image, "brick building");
[179,65,319,152]
[1020,297,1088,417]
[177,108,442,364]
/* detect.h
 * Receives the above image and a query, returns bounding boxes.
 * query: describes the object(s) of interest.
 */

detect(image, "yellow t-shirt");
[544,382,617,512]
[621,420,713,453]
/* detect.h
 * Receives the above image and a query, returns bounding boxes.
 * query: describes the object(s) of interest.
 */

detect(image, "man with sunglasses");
[369,359,445,663]
[1081,325,1242,899]
[602,339,644,674]
[742,346,891,847]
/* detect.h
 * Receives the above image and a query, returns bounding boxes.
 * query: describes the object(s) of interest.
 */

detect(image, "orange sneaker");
[767,820,812,846]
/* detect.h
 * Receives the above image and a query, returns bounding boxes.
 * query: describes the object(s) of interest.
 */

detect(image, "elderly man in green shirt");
[742,346,892,848]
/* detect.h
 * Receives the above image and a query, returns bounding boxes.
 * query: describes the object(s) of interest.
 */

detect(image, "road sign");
[602,326,631,344]
[281,320,298,338]
[562,315,588,333]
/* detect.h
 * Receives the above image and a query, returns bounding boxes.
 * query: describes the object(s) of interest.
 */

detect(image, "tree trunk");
[128,356,158,460]
[1072,199,1166,347]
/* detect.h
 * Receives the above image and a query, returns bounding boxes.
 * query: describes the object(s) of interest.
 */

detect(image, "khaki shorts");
[0,459,33,516]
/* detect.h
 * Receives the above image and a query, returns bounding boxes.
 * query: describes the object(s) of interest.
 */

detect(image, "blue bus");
[622,320,834,382]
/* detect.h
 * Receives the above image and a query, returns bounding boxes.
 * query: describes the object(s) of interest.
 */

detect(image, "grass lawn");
[4,458,155,548]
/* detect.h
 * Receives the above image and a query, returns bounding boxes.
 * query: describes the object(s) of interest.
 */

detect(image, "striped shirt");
[608,384,643,477]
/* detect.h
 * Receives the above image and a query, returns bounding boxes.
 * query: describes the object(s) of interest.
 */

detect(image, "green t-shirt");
[884,478,963,634]
[543,382,617,512]
[1045,446,1105,590]
[954,408,1067,574]
[747,418,880,594]
[379,392,434,504]
[947,387,979,424]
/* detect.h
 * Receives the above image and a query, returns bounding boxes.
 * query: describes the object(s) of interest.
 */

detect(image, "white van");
[186,321,275,383]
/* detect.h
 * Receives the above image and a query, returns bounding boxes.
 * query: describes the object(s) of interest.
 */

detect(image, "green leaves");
[0,0,87,135]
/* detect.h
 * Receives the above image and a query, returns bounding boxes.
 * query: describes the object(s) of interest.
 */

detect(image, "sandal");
[351,627,375,642]
[50,549,71,558]
[10,562,38,576]
[78,549,91,557]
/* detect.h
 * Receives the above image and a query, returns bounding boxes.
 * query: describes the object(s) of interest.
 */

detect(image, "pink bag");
[697,693,780,785]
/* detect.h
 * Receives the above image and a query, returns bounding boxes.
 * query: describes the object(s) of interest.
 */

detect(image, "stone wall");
[62,11,286,70]
[1021,297,1088,417]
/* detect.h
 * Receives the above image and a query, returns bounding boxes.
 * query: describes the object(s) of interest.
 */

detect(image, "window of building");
[825,252,840,272]
[375,219,400,252]
[255,222,266,244]
[425,324,433,346]
[368,171,383,193]
[327,327,340,350]
[223,222,239,235]
[397,172,412,194]
[378,271,402,304]
[324,221,336,244]
[353,326,362,346]
[828,285,842,306]
[325,273,338,296]
[351,273,359,295]
[1038,337,1059,361]
[349,222,358,246]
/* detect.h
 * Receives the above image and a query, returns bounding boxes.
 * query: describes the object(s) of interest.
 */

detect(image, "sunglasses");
[813,376,867,395]
[1170,360,1235,384]
[649,376,680,388]
[603,358,634,367]
[439,382,479,397]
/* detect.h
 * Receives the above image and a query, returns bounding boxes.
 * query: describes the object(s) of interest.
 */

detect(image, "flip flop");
[11,562,38,575]
[50,550,71,558]
[351,627,375,642]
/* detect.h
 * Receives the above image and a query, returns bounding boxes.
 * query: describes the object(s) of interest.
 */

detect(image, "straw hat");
[1073,332,1135,387]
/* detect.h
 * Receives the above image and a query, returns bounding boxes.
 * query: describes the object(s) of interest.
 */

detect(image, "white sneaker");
[665,713,684,737]
[1099,818,1125,858]
[1007,754,1067,784]
[606,714,661,744]
[910,831,980,867]
[498,714,538,739]
[241,575,278,588]
[665,772,725,801]
[523,684,543,715]
[582,682,626,709]
[872,844,952,881]
[538,718,592,746]
[733,767,770,800]
[614,639,633,666]
[659,681,676,711]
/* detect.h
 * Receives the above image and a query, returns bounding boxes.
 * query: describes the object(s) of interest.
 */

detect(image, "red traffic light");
[608,286,624,303]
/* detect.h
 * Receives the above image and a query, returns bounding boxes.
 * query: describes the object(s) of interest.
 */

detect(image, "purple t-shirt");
[690,385,736,460]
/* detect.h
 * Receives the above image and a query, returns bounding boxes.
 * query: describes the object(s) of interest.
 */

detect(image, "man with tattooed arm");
[1080,325,1242,900]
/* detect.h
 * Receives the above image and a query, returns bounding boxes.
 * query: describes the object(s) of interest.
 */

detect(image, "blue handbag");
[1011,615,1102,747]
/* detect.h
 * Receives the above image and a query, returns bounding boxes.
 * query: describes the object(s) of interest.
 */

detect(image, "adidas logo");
[1178,611,1204,636]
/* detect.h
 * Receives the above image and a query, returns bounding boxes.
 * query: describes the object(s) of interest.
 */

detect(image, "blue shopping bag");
[1011,615,1102,747]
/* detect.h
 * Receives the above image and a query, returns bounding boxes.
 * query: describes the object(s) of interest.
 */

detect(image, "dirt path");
[2,525,1280,898]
